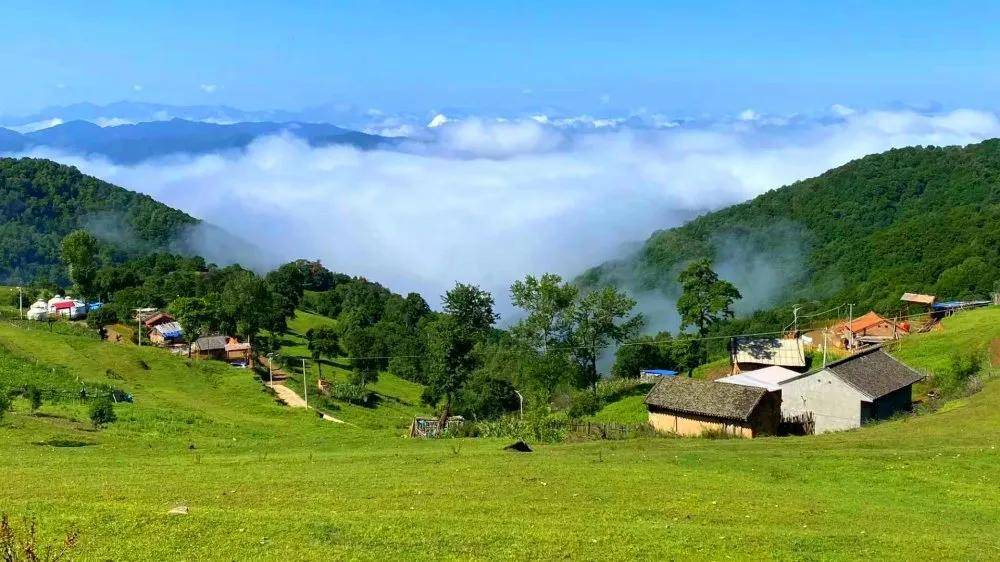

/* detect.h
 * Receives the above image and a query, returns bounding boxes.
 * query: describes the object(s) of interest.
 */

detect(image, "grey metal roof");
[823,346,924,399]
[194,335,227,351]
[644,377,769,422]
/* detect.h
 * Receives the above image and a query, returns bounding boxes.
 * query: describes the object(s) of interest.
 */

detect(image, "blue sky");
[3,1,999,115]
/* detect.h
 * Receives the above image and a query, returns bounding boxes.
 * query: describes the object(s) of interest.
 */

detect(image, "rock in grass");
[168,505,189,516]
[504,440,532,453]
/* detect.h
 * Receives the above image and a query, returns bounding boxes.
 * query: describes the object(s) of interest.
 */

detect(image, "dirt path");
[259,355,346,424]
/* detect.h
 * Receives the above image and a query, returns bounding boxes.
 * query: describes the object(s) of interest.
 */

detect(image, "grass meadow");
[1,308,999,559]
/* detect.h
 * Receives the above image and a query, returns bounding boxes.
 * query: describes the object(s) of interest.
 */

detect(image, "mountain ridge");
[0,118,396,163]
[579,138,1000,316]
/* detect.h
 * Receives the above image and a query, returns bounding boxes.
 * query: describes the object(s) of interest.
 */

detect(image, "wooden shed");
[643,377,781,438]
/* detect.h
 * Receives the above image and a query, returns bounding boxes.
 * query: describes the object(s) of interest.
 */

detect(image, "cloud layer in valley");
[17,106,1000,322]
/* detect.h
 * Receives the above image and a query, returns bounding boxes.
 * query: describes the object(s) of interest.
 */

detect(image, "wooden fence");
[566,421,652,440]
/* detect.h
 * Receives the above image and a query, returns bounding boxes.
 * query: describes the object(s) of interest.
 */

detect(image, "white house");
[718,347,923,434]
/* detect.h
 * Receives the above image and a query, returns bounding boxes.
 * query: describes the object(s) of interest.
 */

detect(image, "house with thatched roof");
[643,377,781,438]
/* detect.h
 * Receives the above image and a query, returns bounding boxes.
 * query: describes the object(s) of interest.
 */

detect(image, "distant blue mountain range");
[0,118,397,163]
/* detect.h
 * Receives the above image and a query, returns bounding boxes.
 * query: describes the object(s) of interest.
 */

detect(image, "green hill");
[0,157,199,284]
[580,139,1000,314]
[1,307,999,558]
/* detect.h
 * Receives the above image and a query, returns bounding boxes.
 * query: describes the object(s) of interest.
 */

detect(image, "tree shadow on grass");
[32,439,96,447]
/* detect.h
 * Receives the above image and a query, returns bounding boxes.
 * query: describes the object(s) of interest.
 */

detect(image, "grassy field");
[273,310,430,429]
[1,309,1000,559]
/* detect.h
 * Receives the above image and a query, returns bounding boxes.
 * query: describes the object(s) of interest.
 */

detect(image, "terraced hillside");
[0,309,999,559]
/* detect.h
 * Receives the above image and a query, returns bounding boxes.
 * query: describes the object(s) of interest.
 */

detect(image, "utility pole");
[267,353,275,385]
[513,390,523,419]
[792,305,802,334]
[847,303,854,349]
[301,358,308,407]
[822,329,828,367]
[17,287,23,319]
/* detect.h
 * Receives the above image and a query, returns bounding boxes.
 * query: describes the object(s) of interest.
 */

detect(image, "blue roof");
[640,369,678,376]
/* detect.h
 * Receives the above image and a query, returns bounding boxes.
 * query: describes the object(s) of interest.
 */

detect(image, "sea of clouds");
[16,106,1000,321]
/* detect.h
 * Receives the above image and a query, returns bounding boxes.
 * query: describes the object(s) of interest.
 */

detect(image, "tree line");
[37,229,742,423]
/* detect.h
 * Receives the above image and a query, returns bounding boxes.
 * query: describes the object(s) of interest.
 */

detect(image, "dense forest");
[0,157,199,284]
[580,139,1000,314]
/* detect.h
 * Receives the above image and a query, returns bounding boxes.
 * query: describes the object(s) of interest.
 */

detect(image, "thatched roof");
[644,377,769,422]
[822,346,923,399]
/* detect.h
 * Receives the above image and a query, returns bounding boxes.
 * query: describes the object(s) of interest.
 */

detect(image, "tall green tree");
[510,273,578,351]
[60,230,100,301]
[306,326,340,379]
[219,271,274,344]
[676,259,742,375]
[569,287,644,391]
[422,284,497,421]
[676,259,742,336]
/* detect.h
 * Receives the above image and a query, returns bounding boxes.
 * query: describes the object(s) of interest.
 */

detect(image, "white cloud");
[9,118,64,133]
[132,84,143,92]
[19,107,1000,318]
[738,108,759,121]
[427,113,450,128]
[200,84,218,94]
[94,118,135,128]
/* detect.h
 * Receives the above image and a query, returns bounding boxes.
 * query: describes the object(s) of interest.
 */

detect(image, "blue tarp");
[932,300,990,311]
[640,369,678,377]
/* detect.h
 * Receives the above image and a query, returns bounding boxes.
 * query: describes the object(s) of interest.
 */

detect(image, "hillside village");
[3,158,1000,559]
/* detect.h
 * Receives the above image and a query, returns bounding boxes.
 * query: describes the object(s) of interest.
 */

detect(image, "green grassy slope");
[1,309,999,559]
[275,310,430,429]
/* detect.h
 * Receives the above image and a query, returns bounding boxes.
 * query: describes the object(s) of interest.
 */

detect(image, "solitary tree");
[60,230,100,301]
[422,284,497,422]
[569,287,644,391]
[675,259,742,375]
[306,326,340,379]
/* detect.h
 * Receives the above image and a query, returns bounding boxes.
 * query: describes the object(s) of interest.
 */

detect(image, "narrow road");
[259,355,346,424]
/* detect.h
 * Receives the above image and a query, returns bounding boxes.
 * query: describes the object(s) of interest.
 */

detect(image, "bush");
[88,398,117,428]
[327,383,371,406]
[567,391,602,419]
[478,413,569,443]
[454,375,520,420]
[86,307,118,330]
[25,385,42,413]
[0,393,11,422]
[937,351,984,395]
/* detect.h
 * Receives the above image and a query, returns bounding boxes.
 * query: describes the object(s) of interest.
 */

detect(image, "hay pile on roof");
[733,337,806,368]
[644,377,769,422]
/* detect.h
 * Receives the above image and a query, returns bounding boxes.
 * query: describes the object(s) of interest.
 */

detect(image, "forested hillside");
[580,139,1000,313]
[0,157,198,284]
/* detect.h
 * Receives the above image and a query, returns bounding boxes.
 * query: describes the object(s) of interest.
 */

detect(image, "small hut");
[643,377,781,438]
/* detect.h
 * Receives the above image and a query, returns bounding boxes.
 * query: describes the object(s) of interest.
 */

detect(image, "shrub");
[478,413,569,443]
[327,383,371,406]
[0,512,79,561]
[25,385,42,413]
[454,375,520,420]
[86,307,118,330]
[0,393,11,422]
[567,390,602,419]
[88,398,117,428]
